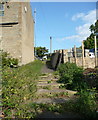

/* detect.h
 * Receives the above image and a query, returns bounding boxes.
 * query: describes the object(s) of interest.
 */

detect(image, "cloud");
[72,9,96,23]
[72,13,84,21]
[62,9,96,42]
[82,10,96,23]
[75,23,91,40]
[62,34,87,42]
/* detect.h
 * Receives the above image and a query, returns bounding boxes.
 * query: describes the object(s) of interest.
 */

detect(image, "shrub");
[57,62,84,90]
[0,50,18,68]
[75,89,97,119]
[84,68,98,90]
[57,62,98,119]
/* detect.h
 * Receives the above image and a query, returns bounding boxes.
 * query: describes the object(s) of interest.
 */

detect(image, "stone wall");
[54,49,97,69]
[65,56,96,69]
[1,2,22,62]
[84,57,95,68]
[1,2,34,65]
[21,2,34,64]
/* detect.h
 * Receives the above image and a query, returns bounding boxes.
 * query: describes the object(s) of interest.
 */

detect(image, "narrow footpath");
[33,63,83,119]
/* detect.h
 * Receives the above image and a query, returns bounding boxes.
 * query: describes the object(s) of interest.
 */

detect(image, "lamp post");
[34,8,36,57]
[50,36,52,55]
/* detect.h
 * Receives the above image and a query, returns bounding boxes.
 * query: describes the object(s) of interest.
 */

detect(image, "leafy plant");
[57,62,84,91]
[2,60,43,118]
[59,84,65,89]
[43,85,51,90]
[1,51,18,67]
[47,80,51,84]
[75,89,97,119]
[84,68,98,90]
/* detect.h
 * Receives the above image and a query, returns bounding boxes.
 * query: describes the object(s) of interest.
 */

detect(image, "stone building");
[0,1,34,65]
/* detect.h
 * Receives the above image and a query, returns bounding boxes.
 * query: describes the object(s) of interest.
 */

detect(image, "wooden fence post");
[82,41,84,68]
[74,45,77,64]
[95,35,97,67]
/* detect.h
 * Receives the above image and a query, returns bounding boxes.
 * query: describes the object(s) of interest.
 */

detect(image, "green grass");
[2,60,44,118]
[47,80,52,84]
[42,85,51,90]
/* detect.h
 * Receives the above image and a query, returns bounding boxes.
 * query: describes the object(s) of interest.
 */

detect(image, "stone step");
[39,74,55,79]
[40,76,49,78]
[38,79,58,82]
[36,88,77,97]
[37,83,64,89]
[33,97,70,104]
[37,82,63,86]
[38,79,58,84]
[39,78,58,81]
[35,111,82,119]
[38,81,54,84]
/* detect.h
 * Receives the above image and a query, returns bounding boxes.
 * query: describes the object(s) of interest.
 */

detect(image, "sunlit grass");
[2,60,44,118]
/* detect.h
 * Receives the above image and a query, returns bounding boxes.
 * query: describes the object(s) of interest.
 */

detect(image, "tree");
[84,20,98,49]
[84,34,95,49]
[35,46,48,58]
[89,20,98,33]
[89,24,95,33]
[95,20,98,33]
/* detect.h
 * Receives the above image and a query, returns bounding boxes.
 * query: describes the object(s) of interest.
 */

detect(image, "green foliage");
[84,33,95,49]
[85,69,98,90]
[84,20,98,49]
[35,46,48,58]
[2,60,43,118]
[42,85,51,90]
[89,24,95,33]
[59,84,65,89]
[75,89,97,119]
[95,20,98,33]
[47,80,52,84]
[32,90,97,119]
[29,97,97,120]
[57,62,98,119]
[57,62,84,90]
[37,103,62,113]
[1,51,18,67]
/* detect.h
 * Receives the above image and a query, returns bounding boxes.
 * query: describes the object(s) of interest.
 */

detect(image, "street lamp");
[34,8,36,57]
[50,36,52,55]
